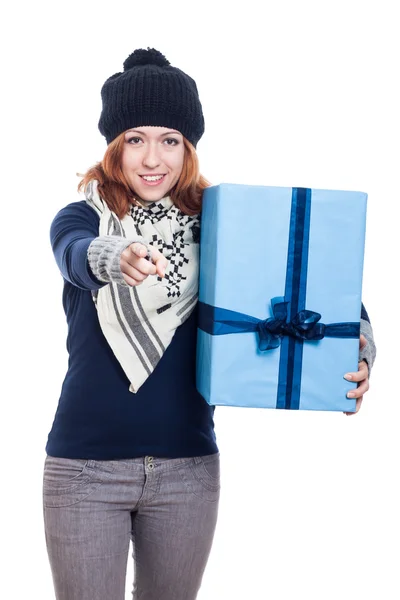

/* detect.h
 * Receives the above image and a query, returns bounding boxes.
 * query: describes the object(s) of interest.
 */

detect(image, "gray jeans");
[42,453,220,600]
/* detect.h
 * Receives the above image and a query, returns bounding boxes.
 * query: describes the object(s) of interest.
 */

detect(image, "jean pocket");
[198,453,220,484]
[43,456,93,486]
[177,453,221,504]
[43,456,100,507]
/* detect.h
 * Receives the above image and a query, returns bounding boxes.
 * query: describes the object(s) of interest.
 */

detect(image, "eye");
[164,138,179,146]
[127,136,142,145]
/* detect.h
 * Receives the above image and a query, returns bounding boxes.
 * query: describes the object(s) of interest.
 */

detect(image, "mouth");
[139,174,167,186]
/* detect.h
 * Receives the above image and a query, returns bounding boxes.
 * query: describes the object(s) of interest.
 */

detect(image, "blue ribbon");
[198,187,360,410]
[198,296,360,352]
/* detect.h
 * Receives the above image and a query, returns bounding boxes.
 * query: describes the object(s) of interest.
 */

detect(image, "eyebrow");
[126,129,182,136]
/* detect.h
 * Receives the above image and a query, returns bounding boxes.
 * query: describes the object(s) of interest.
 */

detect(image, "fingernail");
[347,392,355,398]
[344,373,352,380]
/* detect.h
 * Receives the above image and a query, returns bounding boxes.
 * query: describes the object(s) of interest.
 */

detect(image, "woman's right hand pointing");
[120,242,167,287]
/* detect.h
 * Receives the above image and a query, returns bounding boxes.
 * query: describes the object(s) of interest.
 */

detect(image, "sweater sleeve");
[49,201,109,291]
[87,235,146,287]
[359,302,376,378]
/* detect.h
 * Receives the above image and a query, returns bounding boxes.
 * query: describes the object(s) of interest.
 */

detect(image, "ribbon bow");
[198,296,359,353]
[256,297,325,351]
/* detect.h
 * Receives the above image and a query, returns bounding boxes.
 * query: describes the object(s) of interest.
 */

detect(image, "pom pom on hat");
[123,48,170,71]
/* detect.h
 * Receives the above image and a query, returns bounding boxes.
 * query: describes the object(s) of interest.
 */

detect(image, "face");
[121,126,185,202]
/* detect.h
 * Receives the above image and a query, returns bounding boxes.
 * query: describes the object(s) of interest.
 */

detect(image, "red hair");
[78,132,210,220]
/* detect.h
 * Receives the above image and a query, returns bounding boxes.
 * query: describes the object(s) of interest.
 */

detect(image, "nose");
[142,142,161,169]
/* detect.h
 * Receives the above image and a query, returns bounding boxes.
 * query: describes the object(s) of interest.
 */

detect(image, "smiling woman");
[44,47,221,600]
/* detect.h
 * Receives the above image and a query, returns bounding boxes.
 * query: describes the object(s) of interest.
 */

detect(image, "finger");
[131,257,157,276]
[121,266,148,282]
[346,379,369,399]
[148,247,168,277]
[122,272,143,287]
[155,257,168,278]
[343,396,363,416]
[343,363,368,383]
[130,242,148,258]
[121,243,147,263]
[359,334,367,350]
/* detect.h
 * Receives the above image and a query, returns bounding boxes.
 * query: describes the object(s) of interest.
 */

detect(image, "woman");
[43,48,376,600]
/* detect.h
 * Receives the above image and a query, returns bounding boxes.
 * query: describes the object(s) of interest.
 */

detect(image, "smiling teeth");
[142,175,164,181]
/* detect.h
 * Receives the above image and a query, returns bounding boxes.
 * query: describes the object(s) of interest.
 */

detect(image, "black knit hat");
[98,48,205,148]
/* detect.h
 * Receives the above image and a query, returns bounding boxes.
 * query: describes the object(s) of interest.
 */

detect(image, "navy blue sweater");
[45,201,218,460]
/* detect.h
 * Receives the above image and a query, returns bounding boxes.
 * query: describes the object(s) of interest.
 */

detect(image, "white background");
[1,1,398,598]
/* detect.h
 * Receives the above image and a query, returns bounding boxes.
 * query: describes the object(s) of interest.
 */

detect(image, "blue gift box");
[196,184,367,412]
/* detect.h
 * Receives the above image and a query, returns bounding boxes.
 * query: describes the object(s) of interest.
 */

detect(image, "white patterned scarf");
[85,180,200,393]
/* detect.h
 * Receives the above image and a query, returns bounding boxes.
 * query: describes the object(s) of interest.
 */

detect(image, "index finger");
[148,247,168,277]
